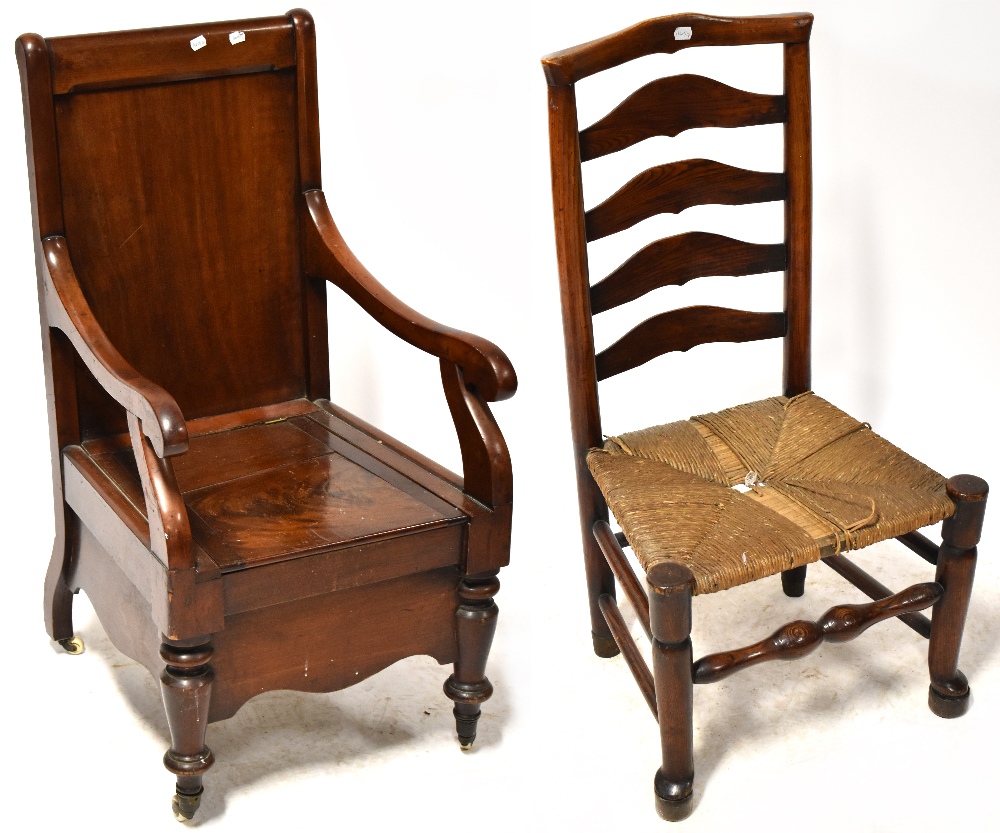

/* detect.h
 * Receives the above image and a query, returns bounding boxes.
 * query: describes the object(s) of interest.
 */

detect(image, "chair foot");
[654,770,694,822]
[44,509,80,643]
[592,631,621,658]
[780,564,807,597]
[445,573,499,750]
[928,475,986,721]
[57,636,85,655]
[171,788,202,822]
[928,683,971,719]
[648,563,696,822]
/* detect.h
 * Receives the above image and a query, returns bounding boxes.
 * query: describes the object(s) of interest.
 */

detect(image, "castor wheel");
[171,791,202,822]
[57,636,85,655]
[460,741,474,752]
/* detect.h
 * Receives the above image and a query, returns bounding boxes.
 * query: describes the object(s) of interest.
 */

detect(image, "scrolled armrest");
[42,236,188,457]
[302,189,517,402]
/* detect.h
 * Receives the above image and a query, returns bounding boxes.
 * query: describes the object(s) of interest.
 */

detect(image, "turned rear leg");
[160,639,215,821]
[648,563,696,821]
[45,506,82,653]
[780,564,807,597]
[444,572,499,749]
[928,475,988,718]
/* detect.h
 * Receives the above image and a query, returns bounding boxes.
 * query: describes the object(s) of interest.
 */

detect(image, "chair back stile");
[33,15,330,444]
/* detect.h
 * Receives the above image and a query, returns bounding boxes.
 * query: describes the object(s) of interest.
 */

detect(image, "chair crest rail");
[542,13,813,87]
[585,159,785,242]
[580,74,786,162]
[47,15,296,94]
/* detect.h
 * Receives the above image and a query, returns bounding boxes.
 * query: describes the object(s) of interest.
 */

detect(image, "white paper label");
[229,30,246,45]
[674,26,692,41]
[190,34,207,51]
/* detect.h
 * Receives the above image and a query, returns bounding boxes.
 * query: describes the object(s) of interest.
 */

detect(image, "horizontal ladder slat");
[586,159,785,241]
[580,75,786,161]
[595,305,785,380]
[591,232,785,314]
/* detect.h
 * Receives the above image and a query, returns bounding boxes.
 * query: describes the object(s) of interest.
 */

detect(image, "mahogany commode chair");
[17,10,515,821]
[543,12,988,821]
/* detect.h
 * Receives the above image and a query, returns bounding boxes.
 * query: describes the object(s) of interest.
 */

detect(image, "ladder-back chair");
[543,12,987,821]
[17,10,515,821]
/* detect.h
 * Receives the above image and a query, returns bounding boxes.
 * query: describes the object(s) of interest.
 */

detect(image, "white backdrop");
[1,2,997,831]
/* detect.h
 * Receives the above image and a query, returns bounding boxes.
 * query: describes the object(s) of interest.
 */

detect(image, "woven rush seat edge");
[587,392,955,595]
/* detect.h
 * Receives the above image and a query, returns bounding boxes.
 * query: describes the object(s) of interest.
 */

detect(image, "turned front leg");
[928,475,988,718]
[443,572,499,749]
[648,562,696,822]
[160,638,215,821]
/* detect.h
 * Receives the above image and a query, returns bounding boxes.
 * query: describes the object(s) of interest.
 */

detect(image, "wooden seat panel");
[79,403,466,571]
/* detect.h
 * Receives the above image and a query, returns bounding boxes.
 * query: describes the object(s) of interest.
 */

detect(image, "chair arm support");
[302,189,517,402]
[41,236,189,457]
[441,360,512,509]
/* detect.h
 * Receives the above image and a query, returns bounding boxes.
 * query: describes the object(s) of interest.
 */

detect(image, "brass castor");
[171,791,202,822]
[460,741,474,752]
[57,636,85,655]
[928,684,971,719]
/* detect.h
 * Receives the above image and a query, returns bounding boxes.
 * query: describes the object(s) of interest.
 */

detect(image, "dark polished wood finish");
[599,593,657,714]
[580,74,785,162]
[542,13,813,86]
[444,573,501,748]
[585,159,785,242]
[780,563,808,597]
[595,306,786,381]
[692,583,942,684]
[648,563,695,822]
[544,10,987,821]
[822,553,933,638]
[18,10,515,820]
[928,476,987,717]
[591,232,785,315]
[594,520,650,639]
[160,639,215,821]
[897,529,939,565]
[547,80,619,657]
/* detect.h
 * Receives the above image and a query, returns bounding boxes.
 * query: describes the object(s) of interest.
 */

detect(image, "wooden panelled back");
[25,13,324,441]
[544,12,813,459]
